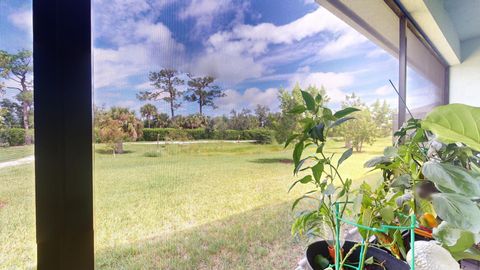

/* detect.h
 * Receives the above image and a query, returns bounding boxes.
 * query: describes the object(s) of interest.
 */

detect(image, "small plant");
[288,90,359,255]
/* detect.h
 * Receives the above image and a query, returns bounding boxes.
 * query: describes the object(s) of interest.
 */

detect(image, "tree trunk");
[22,102,31,145]
[199,103,203,115]
[170,99,175,118]
[344,139,351,148]
[115,141,124,154]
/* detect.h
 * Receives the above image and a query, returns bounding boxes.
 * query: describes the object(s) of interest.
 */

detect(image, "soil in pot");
[306,240,409,270]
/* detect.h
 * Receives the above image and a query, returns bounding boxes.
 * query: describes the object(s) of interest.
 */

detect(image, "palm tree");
[140,104,158,128]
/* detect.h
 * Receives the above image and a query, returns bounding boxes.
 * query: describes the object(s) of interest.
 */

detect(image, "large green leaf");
[433,221,478,253]
[337,148,353,167]
[301,90,316,111]
[431,193,480,233]
[422,161,480,197]
[422,104,480,151]
[333,107,360,118]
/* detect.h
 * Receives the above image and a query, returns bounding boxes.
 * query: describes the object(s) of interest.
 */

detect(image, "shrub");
[164,129,190,141]
[245,129,274,144]
[0,128,26,146]
[186,128,208,140]
[141,128,275,144]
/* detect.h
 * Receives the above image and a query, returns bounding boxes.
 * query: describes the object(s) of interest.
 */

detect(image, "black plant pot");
[306,240,409,270]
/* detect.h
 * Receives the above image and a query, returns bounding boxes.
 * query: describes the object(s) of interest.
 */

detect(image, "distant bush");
[141,128,275,144]
[0,128,26,146]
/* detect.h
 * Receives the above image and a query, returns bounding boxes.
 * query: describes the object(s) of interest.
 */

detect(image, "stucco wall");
[449,36,480,106]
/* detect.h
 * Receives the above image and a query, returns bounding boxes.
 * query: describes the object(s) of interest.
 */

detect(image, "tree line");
[0,50,34,145]
[1,50,394,152]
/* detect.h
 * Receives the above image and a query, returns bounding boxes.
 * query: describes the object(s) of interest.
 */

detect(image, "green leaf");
[365,256,374,265]
[422,104,480,151]
[309,123,325,142]
[322,108,335,120]
[333,107,360,119]
[433,221,478,253]
[288,175,313,192]
[422,161,480,197]
[379,206,394,224]
[450,247,480,261]
[329,116,354,129]
[391,174,411,188]
[292,195,313,210]
[431,193,480,233]
[338,148,353,167]
[284,134,299,148]
[294,157,308,175]
[316,143,325,153]
[383,146,397,158]
[315,94,323,104]
[314,254,330,269]
[312,161,324,182]
[301,90,316,111]
[293,141,304,168]
[363,156,390,168]
[288,105,306,114]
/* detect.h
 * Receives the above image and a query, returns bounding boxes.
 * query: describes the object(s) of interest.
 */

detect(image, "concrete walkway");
[0,155,34,169]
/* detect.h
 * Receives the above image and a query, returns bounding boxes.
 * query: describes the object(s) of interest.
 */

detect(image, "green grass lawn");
[0,138,390,269]
[0,145,34,163]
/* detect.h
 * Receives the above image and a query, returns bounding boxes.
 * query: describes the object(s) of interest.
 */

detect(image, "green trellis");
[331,202,416,270]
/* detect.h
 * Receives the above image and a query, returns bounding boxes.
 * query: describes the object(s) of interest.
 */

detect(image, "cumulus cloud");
[316,29,368,60]
[179,0,251,35]
[93,0,185,89]
[8,10,32,34]
[192,7,366,84]
[180,0,233,27]
[217,87,280,112]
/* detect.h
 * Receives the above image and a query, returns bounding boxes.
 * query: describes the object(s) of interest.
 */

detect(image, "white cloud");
[316,29,367,60]
[217,87,280,112]
[180,0,233,27]
[374,85,391,96]
[191,50,265,84]
[366,48,388,58]
[93,0,185,89]
[93,0,174,45]
[8,10,32,34]
[192,7,367,84]
[288,71,354,102]
[179,0,250,33]
[209,7,347,51]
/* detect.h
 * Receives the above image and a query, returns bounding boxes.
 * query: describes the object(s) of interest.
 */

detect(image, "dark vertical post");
[33,0,93,269]
[398,16,407,125]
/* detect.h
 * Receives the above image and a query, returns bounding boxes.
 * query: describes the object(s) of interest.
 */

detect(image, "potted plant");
[364,104,480,266]
[289,91,410,270]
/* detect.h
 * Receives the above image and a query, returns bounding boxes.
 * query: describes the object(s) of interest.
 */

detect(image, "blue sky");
[3,0,443,116]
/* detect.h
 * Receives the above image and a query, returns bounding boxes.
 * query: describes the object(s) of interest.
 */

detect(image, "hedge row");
[0,128,27,146]
[141,128,275,144]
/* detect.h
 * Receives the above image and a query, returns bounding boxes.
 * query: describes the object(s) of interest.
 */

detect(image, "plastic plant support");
[333,202,416,270]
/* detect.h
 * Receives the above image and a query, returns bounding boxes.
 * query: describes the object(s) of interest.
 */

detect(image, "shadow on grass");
[95,149,134,155]
[95,201,304,270]
[249,158,293,164]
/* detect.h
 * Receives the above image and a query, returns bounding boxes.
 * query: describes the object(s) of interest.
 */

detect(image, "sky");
[1,0,442,116]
